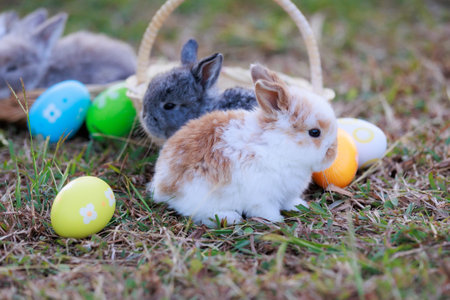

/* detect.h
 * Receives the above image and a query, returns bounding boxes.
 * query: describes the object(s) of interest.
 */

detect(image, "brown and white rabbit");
[0,11,136,99]
[149,64,338,227]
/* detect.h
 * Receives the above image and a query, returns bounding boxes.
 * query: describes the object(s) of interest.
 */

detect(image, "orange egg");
[312,128,358,188]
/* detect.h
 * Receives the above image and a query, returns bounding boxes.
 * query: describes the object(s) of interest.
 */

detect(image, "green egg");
[86,83,137,140]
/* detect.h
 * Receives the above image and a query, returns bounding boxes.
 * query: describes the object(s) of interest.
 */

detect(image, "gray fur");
[12,8,48,34]
[213,87,256,111]
[142,39,256,140]
[40,31,136,87]
[0,11,19,38]
[180,39,198,65]
[0,9,136,99]
[0,11,18,37]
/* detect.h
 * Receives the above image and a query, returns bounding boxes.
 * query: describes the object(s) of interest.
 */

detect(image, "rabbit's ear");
[192,53,223,89]
[14,8,48,33]
[30,12,67,58]
[0,11,18,36]
[181,39,198,65]
[254,79,289,115]
[250,64,280,84]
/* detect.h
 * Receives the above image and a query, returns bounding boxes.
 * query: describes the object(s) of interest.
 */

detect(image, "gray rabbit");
[0,10,136,99]
[141,39,256,141]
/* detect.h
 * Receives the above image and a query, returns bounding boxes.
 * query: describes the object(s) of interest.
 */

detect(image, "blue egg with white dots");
[29,80,91,143]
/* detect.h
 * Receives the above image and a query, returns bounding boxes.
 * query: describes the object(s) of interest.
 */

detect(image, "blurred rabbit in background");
[0,9,137,98]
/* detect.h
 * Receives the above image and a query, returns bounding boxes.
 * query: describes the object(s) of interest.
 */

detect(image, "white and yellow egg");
[338,118,387,168]
[51,176,116,238]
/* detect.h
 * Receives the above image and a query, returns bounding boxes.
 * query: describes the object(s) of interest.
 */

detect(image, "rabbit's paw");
[247,205,284,223]
[282,197,309,211]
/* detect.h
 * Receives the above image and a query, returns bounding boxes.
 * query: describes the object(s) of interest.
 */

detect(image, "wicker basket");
[126,0,335,116]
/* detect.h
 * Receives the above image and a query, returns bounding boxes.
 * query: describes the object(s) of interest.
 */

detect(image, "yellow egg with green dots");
[51,176,116,238]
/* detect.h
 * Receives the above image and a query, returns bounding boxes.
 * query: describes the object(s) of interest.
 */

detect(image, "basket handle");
[136,0,323,94]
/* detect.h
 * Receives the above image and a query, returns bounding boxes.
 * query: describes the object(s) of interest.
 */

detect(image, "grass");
[1,0,449,299]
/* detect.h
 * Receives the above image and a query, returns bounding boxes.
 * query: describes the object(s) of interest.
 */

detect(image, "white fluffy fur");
[150,67,337,227]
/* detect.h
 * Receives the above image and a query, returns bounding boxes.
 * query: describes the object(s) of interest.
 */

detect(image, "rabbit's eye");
[6,65,18,72]
[308,128,321,138]
[163,103,176,110]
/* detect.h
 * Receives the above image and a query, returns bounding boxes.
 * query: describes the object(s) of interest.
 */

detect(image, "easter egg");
[313,129,358,188]
[86,83,137,140]
[51,176,116,238]
[29,80,91,143]
[338,118,387,168]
